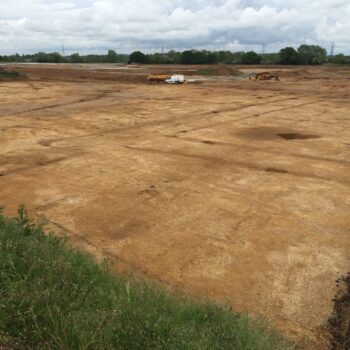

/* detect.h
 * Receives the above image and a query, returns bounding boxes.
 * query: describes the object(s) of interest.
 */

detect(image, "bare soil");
[1,64,350,349]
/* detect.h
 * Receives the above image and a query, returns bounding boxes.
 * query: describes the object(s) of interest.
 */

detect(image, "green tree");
[332,54,349,64]
[167,50,182,64]
[147,53,169,64]
[106,50,118,63]
[231,52,244,64]
[181,50,195,64]
[278,47,301,65]
[261,53,279,65]
[241,51,262,64]
[181,50,215,64]
[129,51,148,64]
[70,53,83,63]
[297,45,327,65]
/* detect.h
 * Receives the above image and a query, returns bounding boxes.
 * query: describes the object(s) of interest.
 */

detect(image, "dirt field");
[1,64,350,348]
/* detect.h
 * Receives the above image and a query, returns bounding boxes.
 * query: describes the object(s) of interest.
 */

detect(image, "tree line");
[1,45,349,65]
[0,50,128,64]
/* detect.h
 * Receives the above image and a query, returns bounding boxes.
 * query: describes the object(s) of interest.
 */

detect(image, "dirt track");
[1,64,350,348]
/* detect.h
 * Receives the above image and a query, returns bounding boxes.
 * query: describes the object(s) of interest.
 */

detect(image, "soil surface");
[1,64,350,349]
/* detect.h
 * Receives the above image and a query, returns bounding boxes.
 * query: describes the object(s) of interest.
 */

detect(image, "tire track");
[125,145,350,186]
[10,90,114,115]
[175,136,350,166]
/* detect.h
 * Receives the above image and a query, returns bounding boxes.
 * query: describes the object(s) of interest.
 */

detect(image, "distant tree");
[33,52,51,63]
[147,53,170,64]
[129,51,148,64]
[167,50,182,64]
[50,52,65,63]
[261,53,279,65]
[332,54,349,64]
[241,51,262,64]
[231,52,244,64]
[207,52,217,64]
[84,54,105,63]
[181,50,195,64]
[106,50,118,63]
[215,51,233,64]
[193,51,209,64]
[278,47,301,65]
[297,45,327,65]
[70,53,83,63]
[180,50,216,64]
[33,52,62,63]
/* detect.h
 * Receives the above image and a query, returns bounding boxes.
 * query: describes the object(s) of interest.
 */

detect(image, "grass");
[196,69,216,75]
[0,206,294,349]
[0,68,24,80]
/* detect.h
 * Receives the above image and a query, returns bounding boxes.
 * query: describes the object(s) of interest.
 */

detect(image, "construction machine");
[147,75,170,83]
[147,74,185,84]
[249,72,280,81]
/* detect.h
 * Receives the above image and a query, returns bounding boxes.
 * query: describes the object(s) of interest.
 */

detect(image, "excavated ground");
[1,64,350,349]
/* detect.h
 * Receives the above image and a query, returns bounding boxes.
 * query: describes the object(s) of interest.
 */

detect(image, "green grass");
[196,69,216,75]
[0,68,24,79]
[0,206,294,349]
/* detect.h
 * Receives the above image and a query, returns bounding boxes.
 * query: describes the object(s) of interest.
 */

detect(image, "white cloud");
[0,0,349,54]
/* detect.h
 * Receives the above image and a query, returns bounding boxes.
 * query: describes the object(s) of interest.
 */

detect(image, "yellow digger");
[249,72,280,81]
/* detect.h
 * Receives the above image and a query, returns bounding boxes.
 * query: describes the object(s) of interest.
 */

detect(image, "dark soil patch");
[266,168,288,174]
[328,273,350,350]
[202,140,216,145]
[277,133,320,140]
[237,127,321,142]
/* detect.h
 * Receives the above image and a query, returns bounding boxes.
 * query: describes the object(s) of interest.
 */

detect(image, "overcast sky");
[0,0,349,55]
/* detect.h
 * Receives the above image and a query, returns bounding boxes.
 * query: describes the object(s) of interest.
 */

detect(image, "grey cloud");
[0,0,349,54]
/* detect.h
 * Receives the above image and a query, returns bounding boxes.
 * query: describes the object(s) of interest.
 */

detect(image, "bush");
[0,206,293,350]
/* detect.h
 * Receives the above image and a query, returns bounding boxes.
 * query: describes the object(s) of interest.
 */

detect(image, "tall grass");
[0,206,294,349]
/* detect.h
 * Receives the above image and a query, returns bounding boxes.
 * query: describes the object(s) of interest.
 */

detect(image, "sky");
[0,0,349,55]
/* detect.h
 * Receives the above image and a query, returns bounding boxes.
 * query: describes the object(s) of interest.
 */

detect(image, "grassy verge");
[0,68,25,80]
[0,206,294,349]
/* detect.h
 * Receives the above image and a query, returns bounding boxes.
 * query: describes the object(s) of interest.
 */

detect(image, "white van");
[165,75,185,84]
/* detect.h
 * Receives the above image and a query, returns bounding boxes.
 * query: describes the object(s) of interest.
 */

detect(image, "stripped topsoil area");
[1,64,350,349]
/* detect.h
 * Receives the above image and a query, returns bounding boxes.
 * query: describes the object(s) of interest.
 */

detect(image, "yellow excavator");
[249,72,280,81]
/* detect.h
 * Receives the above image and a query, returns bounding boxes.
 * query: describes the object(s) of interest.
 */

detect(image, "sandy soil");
[1,64,350,348]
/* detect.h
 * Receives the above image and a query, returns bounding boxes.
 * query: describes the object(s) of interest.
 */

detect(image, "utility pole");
[61,42,65,57]
[261,43,266,54]
[330,42,335,57]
